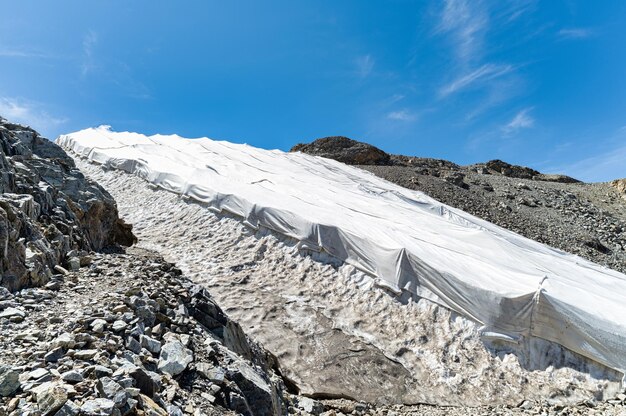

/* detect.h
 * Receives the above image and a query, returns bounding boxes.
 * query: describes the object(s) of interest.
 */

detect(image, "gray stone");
[73,349,98,360]
[52,400,80,416]
[0,365,19,397]
[139,335,161,354]
[167,404,184,416]
[90,318,107,333]
[157,340,193,376]
[28,368,50,380]
[44,347,64,363]
[96,377,129,409]
[60,371,83,384]
[44,280,61,291]
[93,365,113,378]
[126,337,141,354]
[196,363,225,384]
[53,333,76,349]
[33,382,68,416]
[68,257,80,272]
[0,307,25,319]
[80,398,115,415]
[297,397,324,415]
[128,367,160,397]
[111,320,127,332]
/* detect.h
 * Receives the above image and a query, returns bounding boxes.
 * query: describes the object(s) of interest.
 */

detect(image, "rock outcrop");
[291,137,581,183]
[0,117,135,291]
[290,137,391,166]
[612,179,626,200]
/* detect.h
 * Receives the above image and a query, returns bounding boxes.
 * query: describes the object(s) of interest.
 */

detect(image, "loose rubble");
[0,248,294,415]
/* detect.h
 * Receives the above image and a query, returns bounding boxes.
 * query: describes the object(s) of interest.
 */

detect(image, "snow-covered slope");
[57,126,626,381]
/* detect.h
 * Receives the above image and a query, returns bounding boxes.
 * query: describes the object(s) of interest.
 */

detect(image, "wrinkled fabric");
[58,126,626,378]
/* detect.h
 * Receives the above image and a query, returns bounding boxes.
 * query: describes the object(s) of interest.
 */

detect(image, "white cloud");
[503,107,534,134]
[387,109,417,122]
[82,30,98,75]
[558,28,593,40]
[437,0,488,64]
[0,48,49,59]
[355,55,374,79]
[439,63,513,97]
[0,97,67,136]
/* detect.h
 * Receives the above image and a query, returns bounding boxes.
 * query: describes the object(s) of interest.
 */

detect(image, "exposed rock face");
[612,179,626,199]
[292,137,581,183]
[291,136,391,166]
[0,117,135,291]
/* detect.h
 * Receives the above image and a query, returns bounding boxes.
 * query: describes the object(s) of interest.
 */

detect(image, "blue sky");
[1,1,625,181]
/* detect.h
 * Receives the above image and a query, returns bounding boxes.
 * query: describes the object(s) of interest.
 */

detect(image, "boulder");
[80,398,116,416]
[158,340,193,376]
[32,382,68,416]
[0,365,19,397]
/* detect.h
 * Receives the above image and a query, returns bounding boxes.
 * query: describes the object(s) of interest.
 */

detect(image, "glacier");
[57,126,626,383]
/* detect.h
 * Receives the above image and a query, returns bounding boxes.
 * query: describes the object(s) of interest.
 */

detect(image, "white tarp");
[57,126,626,378]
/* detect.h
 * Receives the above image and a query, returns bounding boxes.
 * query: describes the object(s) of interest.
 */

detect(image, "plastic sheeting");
[57,126,626,378]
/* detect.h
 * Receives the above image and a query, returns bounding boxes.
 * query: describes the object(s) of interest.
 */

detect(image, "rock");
[138,394,167,416]
[44,347,64,363]
[291,137,391,166]
[60,371,83,384]
[612,179,626,200]
[139,334,161,354]
[32,382,68,416]
[112,320,127,332]
[28,368,50,380]
[126,337,141,354]
[93,366,113,378]
[0,365,19,397]
[167,404,184,416]
[68,257,81,272]
[90,318,107,333]
[196,363,225,384]
[52,333,76,349]
[128,367,160,397]
[0,307,26,319]
[297,397,324,415]
[52,400,80,416]
[584,238,611,254]
[534,173,581,183]
[54,265,69,275]
[484,159,539,179]
[0,118,135,292]
[228,360,275,416]
[442,171,467,189]
[80,398,116,416]
[157,340,193,376]
[96,377,129,409]
[73,349,98,361]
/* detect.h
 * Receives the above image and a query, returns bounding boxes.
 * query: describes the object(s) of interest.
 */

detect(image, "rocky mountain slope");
[63,129,626,414]
[291,137,626,274]
[0,118,134,291]
[2,120,625,416]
